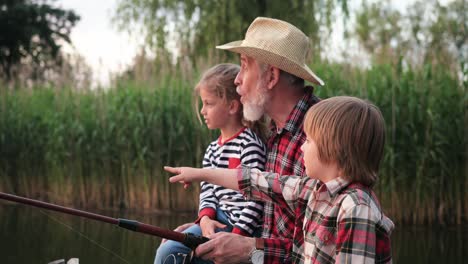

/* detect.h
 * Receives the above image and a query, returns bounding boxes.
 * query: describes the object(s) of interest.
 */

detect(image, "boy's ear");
[266,66,280,90]
[229,100,241,115]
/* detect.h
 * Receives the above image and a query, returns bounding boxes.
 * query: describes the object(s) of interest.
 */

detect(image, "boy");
[166,96,394,263]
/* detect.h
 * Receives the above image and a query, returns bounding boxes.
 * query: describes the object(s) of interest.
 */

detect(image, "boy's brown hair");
[303,96,385,187]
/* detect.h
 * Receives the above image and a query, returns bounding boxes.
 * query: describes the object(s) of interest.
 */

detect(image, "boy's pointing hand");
[165,166,200,188]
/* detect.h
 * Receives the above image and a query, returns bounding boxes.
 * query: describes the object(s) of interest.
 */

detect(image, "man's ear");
[266,66,280,90]
[229,100,241,115]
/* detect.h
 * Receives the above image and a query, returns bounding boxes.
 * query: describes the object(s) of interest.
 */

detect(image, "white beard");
[240,83,269,121]
[243,103,265,121]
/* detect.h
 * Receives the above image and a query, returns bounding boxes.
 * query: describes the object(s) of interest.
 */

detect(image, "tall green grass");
[0,62,465,225]
[0,73,214,212]
[314,62,466,225]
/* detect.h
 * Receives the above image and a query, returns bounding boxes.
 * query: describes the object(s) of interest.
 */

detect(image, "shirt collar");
[270,87,319,135]
[316,177,351,197]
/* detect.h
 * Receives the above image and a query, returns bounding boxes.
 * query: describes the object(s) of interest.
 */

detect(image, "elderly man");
[155,17,324,264]
[195,17,324,264]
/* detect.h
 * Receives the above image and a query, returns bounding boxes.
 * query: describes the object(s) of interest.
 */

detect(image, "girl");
[154,63,266,264]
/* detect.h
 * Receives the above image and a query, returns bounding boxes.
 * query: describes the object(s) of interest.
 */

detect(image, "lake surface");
[0,204,465,263]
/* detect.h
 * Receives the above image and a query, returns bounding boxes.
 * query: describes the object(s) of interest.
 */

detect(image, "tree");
[354,0,466,70]
[113,0,349,64]
[0,0,80,82]
[354,1,402,57]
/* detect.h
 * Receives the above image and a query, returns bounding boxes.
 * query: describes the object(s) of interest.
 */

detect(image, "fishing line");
[39,210,131,264]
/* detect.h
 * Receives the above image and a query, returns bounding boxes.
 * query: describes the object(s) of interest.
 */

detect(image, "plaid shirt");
[262,88,320,263]
[239,168,394,264]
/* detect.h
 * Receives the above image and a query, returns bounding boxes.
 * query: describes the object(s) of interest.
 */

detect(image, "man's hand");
[195,232,254,264]
[160,222,195,245]
[199,216,227,237]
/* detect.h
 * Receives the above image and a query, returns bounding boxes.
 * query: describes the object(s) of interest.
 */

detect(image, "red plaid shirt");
[262,88,320,263]
[239,169,394,264]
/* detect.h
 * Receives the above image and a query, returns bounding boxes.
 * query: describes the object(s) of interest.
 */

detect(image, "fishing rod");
[0,192,208,249]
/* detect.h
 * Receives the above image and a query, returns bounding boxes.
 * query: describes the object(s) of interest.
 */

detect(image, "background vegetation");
[0,60,465,225]
[0,0,466,225]
[0,0,85,86]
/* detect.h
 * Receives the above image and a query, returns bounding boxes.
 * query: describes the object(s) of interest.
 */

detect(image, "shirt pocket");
[310,225,337,247]
[304,221,337,261]
[228,158,241,169]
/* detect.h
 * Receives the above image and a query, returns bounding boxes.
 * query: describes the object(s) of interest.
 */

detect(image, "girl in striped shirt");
[155,63,266,264]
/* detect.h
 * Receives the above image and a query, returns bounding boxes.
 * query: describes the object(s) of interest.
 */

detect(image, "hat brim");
[217,41,324,86]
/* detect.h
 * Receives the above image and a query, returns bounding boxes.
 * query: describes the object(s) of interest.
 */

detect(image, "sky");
[60,0,141,86]
[59,0,451,87]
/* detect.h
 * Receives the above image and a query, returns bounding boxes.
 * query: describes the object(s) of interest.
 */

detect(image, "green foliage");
[354,0,466,69]
[0,62,465,224]
[0,76,213,209]
[354,1,402,55]
[112,0,349,63]
[0,0,80,80]
[314,62,465,224]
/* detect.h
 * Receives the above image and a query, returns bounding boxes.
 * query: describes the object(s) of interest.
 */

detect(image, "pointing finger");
[164,166,181,174]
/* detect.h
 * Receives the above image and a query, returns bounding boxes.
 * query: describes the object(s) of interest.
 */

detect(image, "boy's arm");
[167,166,239,190]
[167,166,307,211]
[239,167,307,212]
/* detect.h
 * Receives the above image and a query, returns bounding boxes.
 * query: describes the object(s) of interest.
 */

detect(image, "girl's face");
[199,86,232,130]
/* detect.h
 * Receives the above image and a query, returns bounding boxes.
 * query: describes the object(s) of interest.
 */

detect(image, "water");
[0,205,194,264]
[0,205,465,263]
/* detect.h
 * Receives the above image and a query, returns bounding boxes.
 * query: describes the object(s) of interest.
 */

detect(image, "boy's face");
[301,132,339,182]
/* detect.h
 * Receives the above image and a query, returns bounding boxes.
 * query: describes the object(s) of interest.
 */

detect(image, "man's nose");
[234,71,241,86]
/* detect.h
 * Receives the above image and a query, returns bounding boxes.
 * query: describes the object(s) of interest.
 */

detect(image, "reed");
[313,62,466,225]
[0,62,465,225]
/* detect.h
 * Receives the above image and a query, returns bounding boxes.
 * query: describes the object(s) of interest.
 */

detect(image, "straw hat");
[216,17,324,86]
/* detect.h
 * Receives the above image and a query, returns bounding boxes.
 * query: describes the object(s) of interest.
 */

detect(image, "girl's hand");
[165,166,202,187]
[199,216,227,237]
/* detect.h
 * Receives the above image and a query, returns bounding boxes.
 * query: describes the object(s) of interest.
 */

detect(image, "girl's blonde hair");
[303,96,386,187]
[194,63,267,140]
[195,63,240,104]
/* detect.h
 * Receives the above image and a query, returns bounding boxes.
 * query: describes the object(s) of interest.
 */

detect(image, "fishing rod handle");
[183,233,210,249]
[118,219,208,249]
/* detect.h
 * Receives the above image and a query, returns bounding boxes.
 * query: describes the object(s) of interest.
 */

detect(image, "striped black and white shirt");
[198,127,266,236]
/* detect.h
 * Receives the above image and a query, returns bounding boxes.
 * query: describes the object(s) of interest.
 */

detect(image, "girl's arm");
[233,138,266,236]
[196,146,223,236]
[198,146,220,216]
